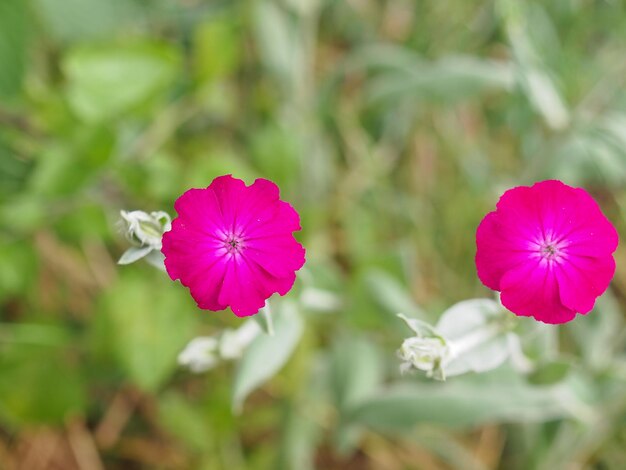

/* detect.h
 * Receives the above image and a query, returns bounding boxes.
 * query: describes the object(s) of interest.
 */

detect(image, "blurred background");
[2,0,626,468]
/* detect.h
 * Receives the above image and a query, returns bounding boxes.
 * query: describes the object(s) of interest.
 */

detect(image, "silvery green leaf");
[232,301,303,412]
[522,68,569,130]
[436,299,502,339]
[397,313,440,338]
[330,335,384,411]
[117,245,152,265]
[300,287,342,312]
[254,303,275,335]
[347,368,573,431]
[498,0,570,130]
[445,336,510,377]
[436,299,513,376]
[144,250,166,271]
[366,270,424,318]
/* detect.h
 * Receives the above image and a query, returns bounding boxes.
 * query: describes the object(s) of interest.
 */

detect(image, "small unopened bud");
[118,210,171,266]
[178,320,261,374]
[177,337,219,373]
[120,210,171,249]
[398,336,450,380]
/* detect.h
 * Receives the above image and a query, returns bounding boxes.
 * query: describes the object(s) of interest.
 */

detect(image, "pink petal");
[173,188,225,235]
[500,259,577,324]
[475,212,534,290]
[244,235,306,278]
[557,255,616,313]
[217,257,297,317]
[235,178,281,230]
[562,189,619,257]
[209,175,247,232]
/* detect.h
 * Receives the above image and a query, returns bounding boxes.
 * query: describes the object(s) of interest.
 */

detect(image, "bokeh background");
[2,0,626,468]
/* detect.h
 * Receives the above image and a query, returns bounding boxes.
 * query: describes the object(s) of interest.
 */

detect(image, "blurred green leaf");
[0,323,71,347]
[159,391,213,452]
[99,272,197,391]
[63,41,179,122]
[232,300,303,411]
[330,335,384,412]
[0,240,37,301]
[498,0,570,130]
[528,360,572,386]
[0,343,85,426]
[567,292,624,370]
[365,52,515,105]
[30,127,114,196]
[249,122,300,189]
[253,0,302,89]
[0,142,33,200]
[194,18,240,84]
[33,0,139,42]
[0,0,28,97]
[348,369,573,431]
[365,269,424,318]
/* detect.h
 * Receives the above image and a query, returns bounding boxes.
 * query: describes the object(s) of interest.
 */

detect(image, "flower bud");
[120,210,171,249]
[177,337,219,373]
[118,210,171,266]
[398,336,450,380]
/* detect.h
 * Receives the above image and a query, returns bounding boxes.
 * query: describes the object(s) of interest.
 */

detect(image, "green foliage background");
[1,0,626,468]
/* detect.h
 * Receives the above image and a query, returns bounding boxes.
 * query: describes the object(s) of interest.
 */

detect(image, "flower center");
[223,234,244,255]
[541,243,558,257]
[537,237,566,263]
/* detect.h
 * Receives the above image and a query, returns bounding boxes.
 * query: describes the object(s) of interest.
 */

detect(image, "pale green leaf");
[232,301,303,411]
[63,42,179,122]
[349,369,573,431]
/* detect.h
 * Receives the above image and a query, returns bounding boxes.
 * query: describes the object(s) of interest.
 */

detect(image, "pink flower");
[475,180,618,324]
[162,175,306,317]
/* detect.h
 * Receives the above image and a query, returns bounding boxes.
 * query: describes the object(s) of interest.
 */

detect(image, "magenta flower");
[475,180,618,324]
[162,175,306,317]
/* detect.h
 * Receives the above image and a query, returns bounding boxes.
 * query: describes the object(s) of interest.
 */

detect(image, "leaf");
[254,303,275,335]
[348,368,572,431]
[365,269,424,318]
[0,0,28,97]
[498,0,570,130]
[365,54,514,105]
[277,360,327,470]
[33,0,138,42]
[435,299,512,376]
[329,335,384,411]
[253,0,302,88]
[0,343,85,426]
[567,292,623,370]
[99,271,197,391]
[194,18,241,83]
[232,300,303,411]
[30,127,115,197]
[158,392,212,452]
[528,360,572,386]
[117,246,153,265]
[329,335,384,455]
[63,42,179,122]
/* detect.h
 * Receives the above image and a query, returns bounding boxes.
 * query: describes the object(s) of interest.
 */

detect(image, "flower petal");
[557,255,616,313]
[475,211,534,290]
[500,259,576,324]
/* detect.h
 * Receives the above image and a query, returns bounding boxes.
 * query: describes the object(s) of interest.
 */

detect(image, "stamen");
[223,234,244,254]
